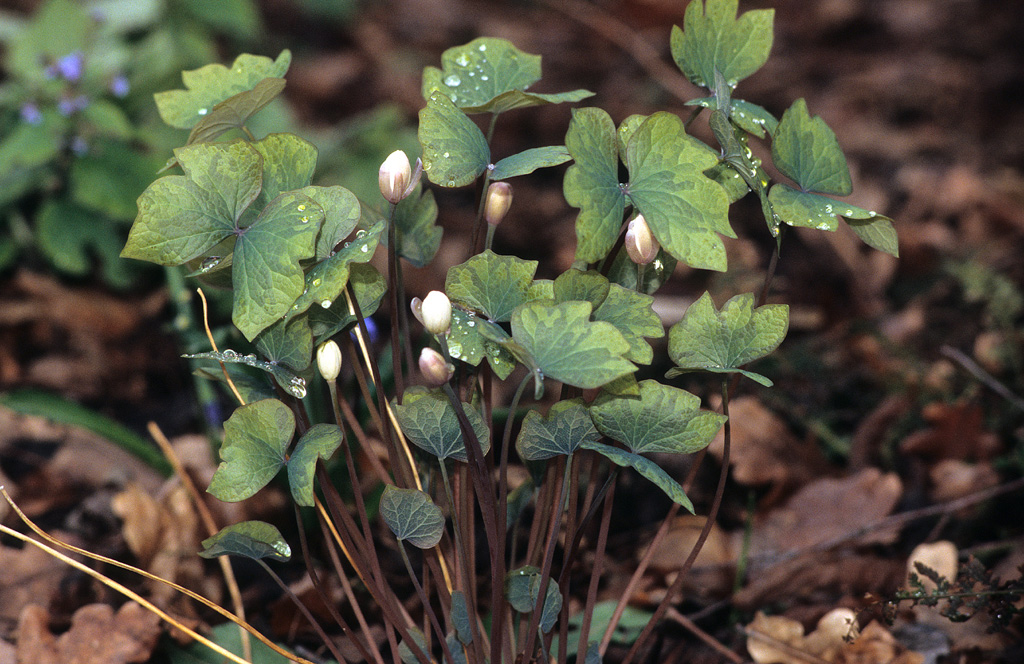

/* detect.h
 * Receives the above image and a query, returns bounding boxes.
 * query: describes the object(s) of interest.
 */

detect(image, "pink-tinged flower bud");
[379,150,412,204]
[419,347,453,386]
[317,340,342,381]
[625,215,659,265]
[484,181,513,226]
[421,290,452,335]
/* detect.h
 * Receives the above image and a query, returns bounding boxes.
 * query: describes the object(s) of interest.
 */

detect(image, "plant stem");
[396,540,457,664]
[257,559,347,664]
[620,378,733,664]
[386,202,407,400]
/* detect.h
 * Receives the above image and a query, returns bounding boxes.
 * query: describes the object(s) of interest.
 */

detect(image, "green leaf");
[232,191,323,340]
[581,440,694,512]
[670,0,774,89]
[846,214,899,257]
[446,250,538,322]
[451,590,473,645]
[593,284,665,365]
[392,389,491,462]
[461,88,595,115]
[590,380,725,455]
[556,601,653,660]
[392,184,442,267]
[491,146,572,180]
[380,486,445,549]
[398,627,429,664]
[768,185,841,231]
[285,221,384,322]
[252,133,318,209]
[552,269,610,310]
[303,185,361,260]
[511,301,635,389]
[563,107,626,263]
[771,98,851,196]
[7,0,91,81]
[418,92,490,188]
[170,620,297,664]
[688,96,778,137]
[309,263,387,342]
[70,143,165,220]
[178,0,262,40]
[625,112,733,271]
[422,37,541,108]
[208,399,294,502]
[667,291,788,386]
[182,349,307,398]
[254,315,313,373]
[122,141,263,265]
[80,101,133,141]
[287,424,343,507]
[515,399,599,461]
[505,566,562,634]
[155,50,291,129]
[0,389,171,476]
[447,309,518,380]
[200,521,291,562]
[37,201,135,288]
[186,78,286,144]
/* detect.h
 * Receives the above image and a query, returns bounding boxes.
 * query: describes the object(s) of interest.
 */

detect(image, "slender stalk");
[438,461,484,659]
[396,541,457,664]
[620,378,733,664]
[576,474,617,661]
[257,560,347,664]
[386,202,407,400]
[520,456,573,661]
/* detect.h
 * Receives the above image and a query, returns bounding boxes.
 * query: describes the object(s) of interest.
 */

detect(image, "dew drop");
[444,74,461,87]
[443,151,450,158]
[200,256,221,270]
[301,216,309,223]
[467,71,475,77]
[846,209,853,216]
[198,108,208,115]
[361,245,369,253]
[422,159,433,171]
[455,54,470,67]
[312,278,322,287]
[298,204,306,211]
[478,44,487,51]
[320,299,332,308]
[355,229,367,238]
[467,320,475,327]
[869,211,877,217]
[245,353,256,360]
[824,204,833,213]
[481,75,489,81]
[287,377,307,399]
[446,179,456,187]
[222,349,237,358]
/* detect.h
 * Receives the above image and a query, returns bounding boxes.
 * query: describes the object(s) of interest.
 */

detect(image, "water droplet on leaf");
[444,74,461,87]
[455,54,470,67]
[320,299,332,308]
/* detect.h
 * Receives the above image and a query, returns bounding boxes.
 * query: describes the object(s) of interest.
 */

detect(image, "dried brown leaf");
[16,602,160,664]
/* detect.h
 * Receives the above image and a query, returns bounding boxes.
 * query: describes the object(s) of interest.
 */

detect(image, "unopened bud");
[625,215,659,265]
[379,150,412,204]
[421,290,452,335]
[484,181,513,226]
[410,297,424,325]
[317,340,342,381]
[419,347,453,386]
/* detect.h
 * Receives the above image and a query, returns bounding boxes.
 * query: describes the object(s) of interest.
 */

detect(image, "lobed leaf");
[418,92,490,188]
[200,521,291,562]
[581,440,695,512]
[516,399,599,461]
[771,98,851,196]
[593,283,664,365]
[380,486,445,549]
[208,399,294,502]
[392,389,491,463]
[670,0,774,89]
[589,380,725,455]
[155,50,291,129]
[446,250,538,322]
[667,291,788,386]
[506,566,563,634]
[186,77,287,145]
[491,146,572,180]
[287,424,343,507]
[511,300,635,390]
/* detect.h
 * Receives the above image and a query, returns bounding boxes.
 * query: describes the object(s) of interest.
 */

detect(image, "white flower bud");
[625,214,659,265]
[484,181,513,226]
[419,347,452,386]
[379,150,412,204]
[316,340,342,381]
[420,290,452,335]
[410,297,424,325]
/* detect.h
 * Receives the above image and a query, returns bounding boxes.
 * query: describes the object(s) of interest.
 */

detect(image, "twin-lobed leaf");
[418,92,490,188]
[667,291,788,386]
[446,250,538,322]
[505,566,563,634]
[208,399,295,502]
[392,389,491,463]
[581,440,695,513]
[287,424,344,507]
[447,309,518,380]
[516,399,599,461]
[380,486,445,549]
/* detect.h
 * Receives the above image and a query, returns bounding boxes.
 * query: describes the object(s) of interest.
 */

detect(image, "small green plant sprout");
[110,0,898,662]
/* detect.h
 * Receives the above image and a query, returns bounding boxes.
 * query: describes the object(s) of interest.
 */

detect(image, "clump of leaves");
[115,0,898,662]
